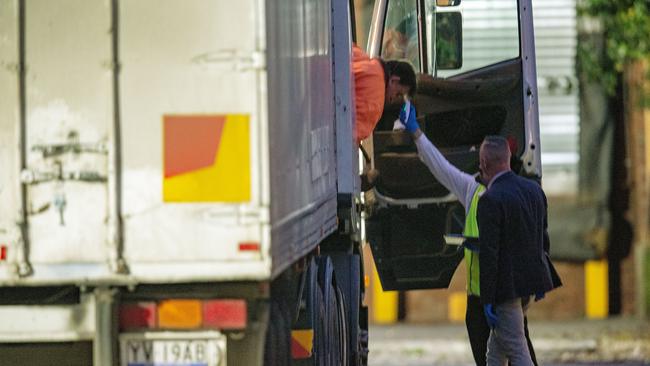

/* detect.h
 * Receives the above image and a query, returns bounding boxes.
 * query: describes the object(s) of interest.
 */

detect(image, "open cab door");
[365,0,541,290]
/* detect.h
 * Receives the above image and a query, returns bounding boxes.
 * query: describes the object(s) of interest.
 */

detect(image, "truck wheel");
[318,256,349,366]
[335,285,349,365]
[264,269,296,366]
[294,256,349,366]
[329,253,364,366]
[314,280,326,366]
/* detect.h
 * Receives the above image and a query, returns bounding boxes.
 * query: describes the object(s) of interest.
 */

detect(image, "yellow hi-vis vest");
[463,185,485,296]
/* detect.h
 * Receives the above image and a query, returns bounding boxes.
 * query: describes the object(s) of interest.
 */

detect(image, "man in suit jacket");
[399,104,541,366]
[477,136,559,366]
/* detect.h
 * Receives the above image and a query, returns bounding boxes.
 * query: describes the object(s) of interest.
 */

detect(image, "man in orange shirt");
[352,44,416,144]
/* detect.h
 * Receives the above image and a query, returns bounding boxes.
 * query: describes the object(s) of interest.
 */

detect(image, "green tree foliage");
[578,0,650,95]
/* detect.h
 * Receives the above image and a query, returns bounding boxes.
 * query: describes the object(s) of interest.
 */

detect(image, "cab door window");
[433,0,519,77]
[381,0,421,71]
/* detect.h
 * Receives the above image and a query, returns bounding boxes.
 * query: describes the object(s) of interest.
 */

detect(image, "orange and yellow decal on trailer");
[163,114,250,202]
[291,329,314,359]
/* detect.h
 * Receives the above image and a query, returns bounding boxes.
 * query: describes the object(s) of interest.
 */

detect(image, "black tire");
[264,269,296,366]
[329,253,363,366]
[317,256,349,366]
[314,281,326,366]
[294,255,354,366]
[335,285,349,366]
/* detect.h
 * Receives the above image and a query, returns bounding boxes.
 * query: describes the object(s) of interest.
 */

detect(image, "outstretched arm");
[400,104,478,209]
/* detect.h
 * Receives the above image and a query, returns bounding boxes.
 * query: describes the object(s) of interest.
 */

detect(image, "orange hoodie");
[352,44,385,144]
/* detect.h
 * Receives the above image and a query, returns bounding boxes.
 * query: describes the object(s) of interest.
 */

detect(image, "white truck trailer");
[0,0,541,365]
[0,0,364,364]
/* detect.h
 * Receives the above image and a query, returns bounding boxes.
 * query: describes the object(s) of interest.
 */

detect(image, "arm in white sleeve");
[414,133,479,209]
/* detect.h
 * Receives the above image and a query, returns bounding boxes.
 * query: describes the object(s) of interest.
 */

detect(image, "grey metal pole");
[108,0,128,274]
[15,0,32,278]
[94,287,118,366]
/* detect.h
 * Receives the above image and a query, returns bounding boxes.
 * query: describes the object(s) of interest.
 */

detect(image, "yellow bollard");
[371,261,398,324]
[585,260,608,319]
[448,291,467,323]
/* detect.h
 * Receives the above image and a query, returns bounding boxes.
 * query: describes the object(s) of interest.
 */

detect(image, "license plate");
[120,331,226,366]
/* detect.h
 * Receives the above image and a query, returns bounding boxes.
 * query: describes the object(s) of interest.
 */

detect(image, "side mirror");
[435,12,462,70]
[436,0,461,6]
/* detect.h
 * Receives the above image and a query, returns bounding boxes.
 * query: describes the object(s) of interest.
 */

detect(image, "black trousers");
[466,295,538,366]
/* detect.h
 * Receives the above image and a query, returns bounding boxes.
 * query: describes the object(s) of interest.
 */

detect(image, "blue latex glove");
[483,304,498,329]
[399,103,420,133]
[535,291,545,301]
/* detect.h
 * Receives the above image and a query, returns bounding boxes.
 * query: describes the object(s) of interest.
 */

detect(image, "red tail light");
[119,302,157,330]
[203,299,247,330]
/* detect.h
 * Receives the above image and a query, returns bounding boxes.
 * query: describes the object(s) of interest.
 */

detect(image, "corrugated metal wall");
[533,0,578,195]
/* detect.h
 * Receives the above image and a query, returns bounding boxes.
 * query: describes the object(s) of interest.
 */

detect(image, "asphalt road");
[368,318,650,366]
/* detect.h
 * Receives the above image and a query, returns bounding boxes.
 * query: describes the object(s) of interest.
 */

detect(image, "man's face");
[385,76,410,107]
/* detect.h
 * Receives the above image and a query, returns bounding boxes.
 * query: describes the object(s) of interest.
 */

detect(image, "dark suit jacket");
[478,171,560,305]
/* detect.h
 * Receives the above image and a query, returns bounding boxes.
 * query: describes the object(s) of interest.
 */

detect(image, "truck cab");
[364,0,542,290]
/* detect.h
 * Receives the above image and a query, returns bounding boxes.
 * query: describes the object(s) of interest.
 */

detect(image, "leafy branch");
[578,0,650,95]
